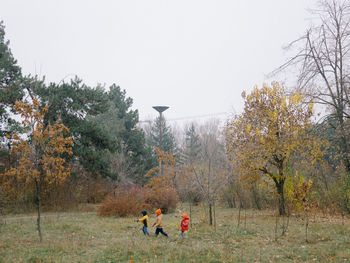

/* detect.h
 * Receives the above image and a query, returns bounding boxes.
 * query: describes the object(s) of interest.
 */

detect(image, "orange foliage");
[98,185,178,217]
[144,147,180,212]
[1,99,73,200]
[98,186,151,217]
[146,146,177,189]
[145,186,178,213]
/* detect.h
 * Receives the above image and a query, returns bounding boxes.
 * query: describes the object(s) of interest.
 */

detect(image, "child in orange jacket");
[152,209,168,237]
[180,213,189,239]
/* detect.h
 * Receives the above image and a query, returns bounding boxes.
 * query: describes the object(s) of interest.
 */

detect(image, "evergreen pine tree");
[95,84,156,184]
[149,115,176,154]
[180,124,201,165]
[0,21,24,139]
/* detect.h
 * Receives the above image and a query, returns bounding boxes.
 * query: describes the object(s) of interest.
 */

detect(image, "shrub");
[98,185,179,217]
[145,186,179,214]
[98,186,151,217]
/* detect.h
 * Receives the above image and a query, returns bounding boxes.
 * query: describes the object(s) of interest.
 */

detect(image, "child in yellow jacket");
[136,210,150,235]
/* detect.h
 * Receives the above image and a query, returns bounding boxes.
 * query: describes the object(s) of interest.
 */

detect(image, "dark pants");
[155,227,168,237]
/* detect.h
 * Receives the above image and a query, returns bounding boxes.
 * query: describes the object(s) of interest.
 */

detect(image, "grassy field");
[1,204,350,262]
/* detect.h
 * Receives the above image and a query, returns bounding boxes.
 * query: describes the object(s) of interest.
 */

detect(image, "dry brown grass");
[1,204,350,262]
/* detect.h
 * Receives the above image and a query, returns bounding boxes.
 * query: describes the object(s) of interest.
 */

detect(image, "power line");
[138,112,229,123]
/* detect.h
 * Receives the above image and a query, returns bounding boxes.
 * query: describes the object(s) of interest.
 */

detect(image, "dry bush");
[98,186,179,217]
[37,174,110,211]
[145,186,179,214]
[179,189,203,206]
[0,160,113,214]
[98,186,151,217]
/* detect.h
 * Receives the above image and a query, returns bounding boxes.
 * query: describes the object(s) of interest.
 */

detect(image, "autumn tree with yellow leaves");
[1,99,73,242]
[226,82,324,215]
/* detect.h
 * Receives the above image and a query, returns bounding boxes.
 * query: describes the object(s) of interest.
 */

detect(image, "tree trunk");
[339,120,350,173]
[252,183,262,210]
[7,142,11,169]
[35,180,43,242]
[275,179,286,216]
[237,200,242,228]
[305,211,309,243]
[209,202,213,225]
[232,195,236,208]
[274,209,279,242]
[207,159,212,225]
[213,200,216,232]
[189,202,192,228]
[37,198,42,242]
[87,176,90,203]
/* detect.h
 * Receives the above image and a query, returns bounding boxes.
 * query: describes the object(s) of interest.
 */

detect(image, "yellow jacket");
[153,214,163,227]
[138,215,149,227]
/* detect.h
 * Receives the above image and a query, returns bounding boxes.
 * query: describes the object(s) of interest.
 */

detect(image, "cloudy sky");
[1,0,318,123]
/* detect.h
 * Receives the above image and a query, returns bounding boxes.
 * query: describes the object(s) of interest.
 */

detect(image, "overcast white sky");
[1,0,318,123]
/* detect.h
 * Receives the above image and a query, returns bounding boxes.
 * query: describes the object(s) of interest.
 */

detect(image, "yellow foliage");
[285,172,313,212]
[246,124,251,134]
[225,82,326,196]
